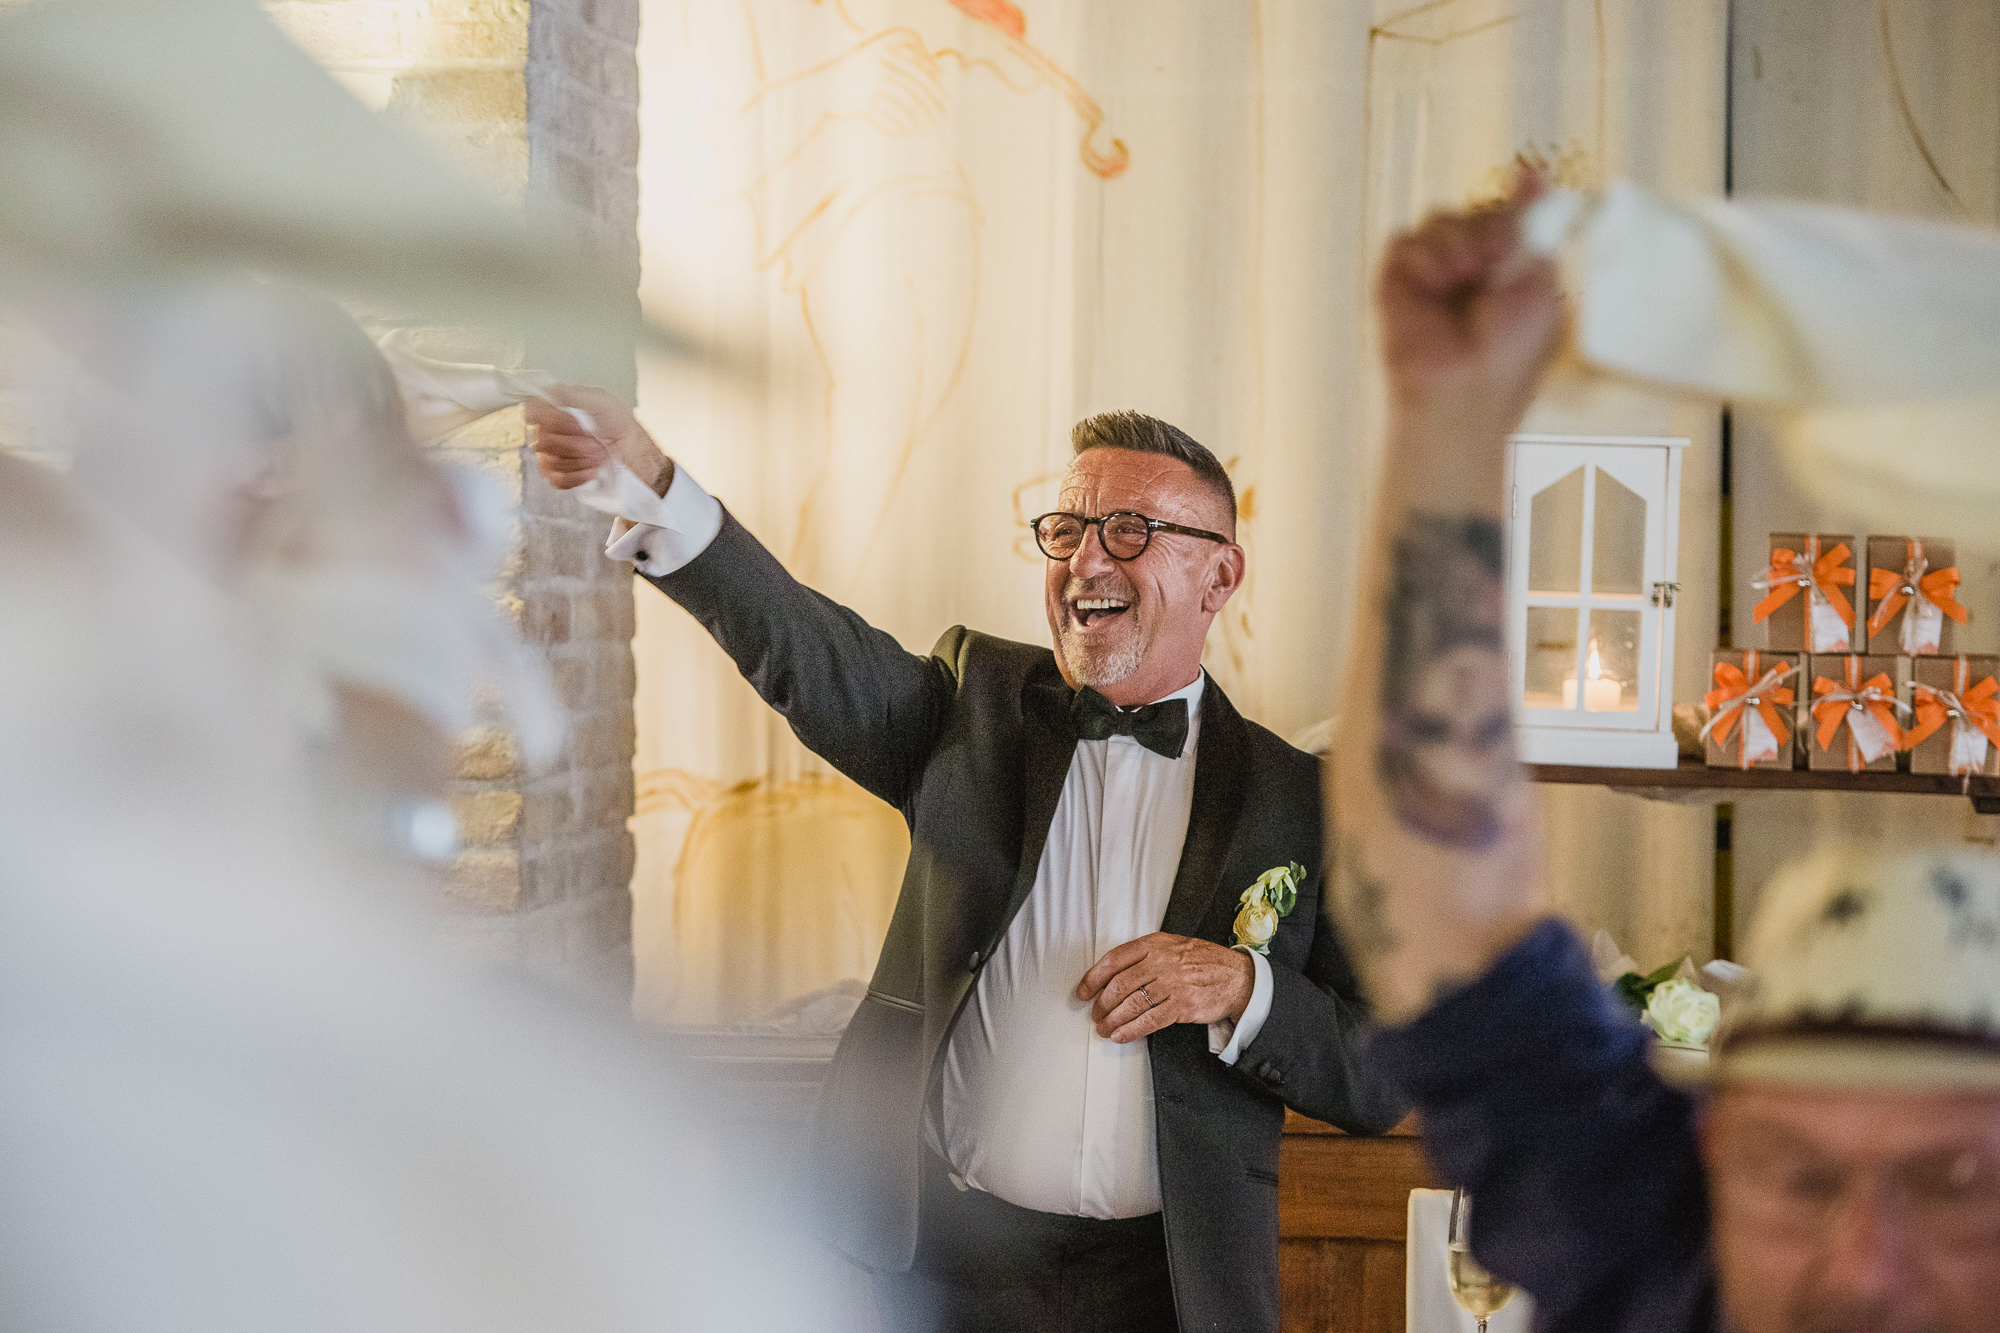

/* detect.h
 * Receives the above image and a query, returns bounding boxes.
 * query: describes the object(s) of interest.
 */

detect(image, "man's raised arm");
[1326,187,1566,1024]
[526,390,952,810]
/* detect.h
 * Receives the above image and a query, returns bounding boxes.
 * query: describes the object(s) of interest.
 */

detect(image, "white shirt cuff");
[570,459,723,577]
[1208,947,1273,1065]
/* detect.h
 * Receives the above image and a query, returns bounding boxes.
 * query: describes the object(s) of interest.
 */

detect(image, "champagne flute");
[1447,1186,1516,1332]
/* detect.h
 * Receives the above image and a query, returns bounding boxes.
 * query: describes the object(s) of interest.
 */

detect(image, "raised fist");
[1375,178,1565,439]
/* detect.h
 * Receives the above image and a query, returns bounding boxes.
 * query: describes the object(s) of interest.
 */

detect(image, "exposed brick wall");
[511,0,641,996]
[526,0,641,343]
[273,0,642,999]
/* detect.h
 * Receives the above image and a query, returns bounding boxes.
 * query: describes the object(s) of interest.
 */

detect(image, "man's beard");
[1062,624,1147,687]
[1057,575,1148,687]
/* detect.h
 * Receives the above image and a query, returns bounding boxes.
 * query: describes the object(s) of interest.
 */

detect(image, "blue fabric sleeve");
[1365,920,1716,1333]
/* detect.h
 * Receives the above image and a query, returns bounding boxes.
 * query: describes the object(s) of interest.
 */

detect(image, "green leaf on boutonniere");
[1614,957,1686,1014]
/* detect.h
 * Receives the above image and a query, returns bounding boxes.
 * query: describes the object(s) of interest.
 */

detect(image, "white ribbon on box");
[1953,720,1990,776]
[1882,542,1947,656]
[1698,662,1796,768]
[1911,665,1999,777]
[1906,594,1947,657]
[1813,677,1908,767]
[1740,704,1784,766]
[1847,701,1901,765]
[1749,541,1852,654]
[1810,595,1852,655]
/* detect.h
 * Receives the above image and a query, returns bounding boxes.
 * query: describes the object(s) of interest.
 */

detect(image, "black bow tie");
[1070,687,1190,760]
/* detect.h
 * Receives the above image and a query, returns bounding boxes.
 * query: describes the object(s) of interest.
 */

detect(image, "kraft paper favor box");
[1703,649,1798,770]
[1805,654,1903,773]
[1864,535,1966,656]
[1905,654,2000,777]
[1756,534,1858,654]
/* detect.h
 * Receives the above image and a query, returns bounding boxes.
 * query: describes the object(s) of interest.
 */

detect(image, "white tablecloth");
[1406,1189,1536,1333]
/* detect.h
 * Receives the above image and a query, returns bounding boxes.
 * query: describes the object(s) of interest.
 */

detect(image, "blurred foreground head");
[0,3,827,1324]
[1701,848,2000,1333]
[40,279,558,860]
[0,372,827,1333]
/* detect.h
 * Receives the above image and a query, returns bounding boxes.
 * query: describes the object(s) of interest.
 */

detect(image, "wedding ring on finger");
[1138,986,1156,1009]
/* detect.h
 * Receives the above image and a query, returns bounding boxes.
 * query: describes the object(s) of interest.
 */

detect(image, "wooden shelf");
[1529,756,2000,813]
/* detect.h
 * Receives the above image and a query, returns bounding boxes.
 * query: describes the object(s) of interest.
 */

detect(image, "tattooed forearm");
[1330,838,1480,1011]
[1325,197,1559,1022]
[1328,836,1488,1012]
[1330,838,1398,963]
[1376,513,1516,851]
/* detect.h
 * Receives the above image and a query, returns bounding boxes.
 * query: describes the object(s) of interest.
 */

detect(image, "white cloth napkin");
[1524,182,2000,535]
[1406,1189,1536,1333]
[376,330,559,444]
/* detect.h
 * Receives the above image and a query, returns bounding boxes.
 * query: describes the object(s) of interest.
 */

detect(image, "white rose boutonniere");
[1646,978,1722,1047]
[1232,862,1305,955]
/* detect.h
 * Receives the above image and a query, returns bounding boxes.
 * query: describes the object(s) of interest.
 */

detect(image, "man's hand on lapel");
[1078,934,1255,1044]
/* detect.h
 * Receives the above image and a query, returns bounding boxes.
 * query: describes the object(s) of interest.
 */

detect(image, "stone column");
[271,0,642,999]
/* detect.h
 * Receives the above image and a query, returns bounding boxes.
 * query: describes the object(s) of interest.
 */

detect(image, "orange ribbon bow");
[1903,659,2000,775]
[1811,663,1906,772]
[1700,654,1795,770]
[1865,538,1967,643]
[1752,537,1855,632]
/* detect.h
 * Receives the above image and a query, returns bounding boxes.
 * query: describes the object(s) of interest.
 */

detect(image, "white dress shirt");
[573,459,723,577]
[578,460,1274,1218]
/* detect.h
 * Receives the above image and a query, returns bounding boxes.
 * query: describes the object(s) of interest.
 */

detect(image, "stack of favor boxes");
[1704,533,2000,777]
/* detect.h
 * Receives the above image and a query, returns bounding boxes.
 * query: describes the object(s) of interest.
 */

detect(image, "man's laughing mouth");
[1068,596,1132,630]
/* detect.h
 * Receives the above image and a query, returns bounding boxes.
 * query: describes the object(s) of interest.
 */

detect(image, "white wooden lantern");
[1507,433,1687,769]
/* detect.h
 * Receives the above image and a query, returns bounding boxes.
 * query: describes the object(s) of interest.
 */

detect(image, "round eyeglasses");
[1030,510,1230,562]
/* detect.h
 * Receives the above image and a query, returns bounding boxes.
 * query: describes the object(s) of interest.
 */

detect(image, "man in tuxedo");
[530,397,1406,1333]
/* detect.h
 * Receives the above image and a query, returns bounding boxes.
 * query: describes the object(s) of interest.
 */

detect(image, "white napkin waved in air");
[1523,183,2000,535]
[375,331,660,529]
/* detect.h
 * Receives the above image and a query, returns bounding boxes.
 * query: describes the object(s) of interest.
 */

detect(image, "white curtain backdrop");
[629,0,1727,1025]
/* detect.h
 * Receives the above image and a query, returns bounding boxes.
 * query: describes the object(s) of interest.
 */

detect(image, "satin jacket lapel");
[1160,682,1251,938]
[996,662,1078,941]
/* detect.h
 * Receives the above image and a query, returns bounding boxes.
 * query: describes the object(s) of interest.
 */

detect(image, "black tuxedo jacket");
[652,511,1406,1333]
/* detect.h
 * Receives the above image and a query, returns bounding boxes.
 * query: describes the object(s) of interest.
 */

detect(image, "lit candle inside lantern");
[1562,640,1624,710]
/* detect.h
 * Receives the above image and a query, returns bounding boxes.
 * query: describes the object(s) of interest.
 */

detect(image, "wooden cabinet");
[1279,1111,1432,1333]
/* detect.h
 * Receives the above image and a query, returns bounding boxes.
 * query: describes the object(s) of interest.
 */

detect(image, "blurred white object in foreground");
[0,0,629,346]
[0,455,829,1332]
[1524,182,2000,534]
[376,330,558,445]
[38,281,562,862]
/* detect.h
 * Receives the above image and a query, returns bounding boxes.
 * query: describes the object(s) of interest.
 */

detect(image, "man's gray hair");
[1070,410,1236,521]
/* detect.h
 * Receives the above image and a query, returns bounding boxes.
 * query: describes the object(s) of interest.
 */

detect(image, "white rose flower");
[1647,978,1721,1047]
[1233,902,1279,953]
[1250,866,1289,896]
